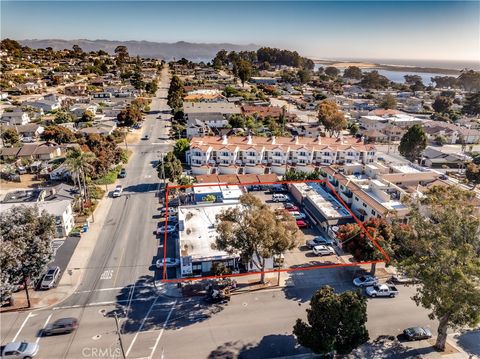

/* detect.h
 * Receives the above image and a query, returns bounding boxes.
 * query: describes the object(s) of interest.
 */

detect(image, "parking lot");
[247,185,353,271]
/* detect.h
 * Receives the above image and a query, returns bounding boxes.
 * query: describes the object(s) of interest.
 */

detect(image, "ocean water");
[317,58,480,71]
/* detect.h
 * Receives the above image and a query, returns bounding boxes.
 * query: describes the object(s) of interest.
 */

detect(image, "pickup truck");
[365,284,399,298]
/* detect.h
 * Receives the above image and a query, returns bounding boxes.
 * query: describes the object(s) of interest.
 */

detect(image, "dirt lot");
[0,174,44,190]
[126,130,141,144]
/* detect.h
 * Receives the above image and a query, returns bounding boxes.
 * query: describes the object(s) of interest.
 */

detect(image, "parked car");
[142,134,149,140]
[272,194,289,202]
[296,220,309,228]
[389,273,417,284]
[43,318,78,336]
[312,245,335,256]
[269,185,288,193]
[118,168,126,178]
[284,203,299,211]
[157,224,177,235]
[40,266,61,289]
[365,284,399,298]
[160,207,177,216]
[112,185,123,198]
[155,257,180,268]
[403,327,433,341]
[289,211,306,220]
[353,275,378,287]
[1,342,39,358]
[306,236,333,249]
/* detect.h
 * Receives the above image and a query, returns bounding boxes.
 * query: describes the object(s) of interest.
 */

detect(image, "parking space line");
[36,313,53,344]
[12,312,35,342]
[149,300,177,359]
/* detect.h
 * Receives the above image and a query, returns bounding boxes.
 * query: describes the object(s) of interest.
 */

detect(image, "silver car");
[40,266,60,290]
[2,342,39,358]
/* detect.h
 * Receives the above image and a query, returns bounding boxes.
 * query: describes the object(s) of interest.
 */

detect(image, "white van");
[272,194,289,202]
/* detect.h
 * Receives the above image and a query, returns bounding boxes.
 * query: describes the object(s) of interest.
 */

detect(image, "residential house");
[64,83,88,96]
[183,102,242,129]
[419,147,472,168]
[0,110,31,125]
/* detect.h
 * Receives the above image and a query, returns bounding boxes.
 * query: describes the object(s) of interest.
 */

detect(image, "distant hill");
[17,39,260,62]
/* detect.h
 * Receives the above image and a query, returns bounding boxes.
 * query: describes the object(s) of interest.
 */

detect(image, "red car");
[284,203,299,211]
[296,220,309,228]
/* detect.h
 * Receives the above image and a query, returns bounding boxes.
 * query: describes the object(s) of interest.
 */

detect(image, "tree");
[380,94,397,109]
[114,45,129,64]
[343,66,362,80]
[457,69,480,92]
[317,100,347,137]
[54,111,75,124]
[237,59,252,86]
[432,96,452,113]
[79,110,95,123]
[462,92,480,115]
[167,75,184,111]
[399,124,427,162]
[145,81,158,95]
[117,106,143,127]
[42,125,76,144]
[360,71,390,89]
[465,162,480,189]
[173,138,190,163]
[434,135,447,146]
[1,127,20,146]
[157,152,182,182]
[396,186,480,351]
[293,286,369,355]
[64,148,96,208]
[0,205,55,307]
[325,66,340,78]
[297,69,312,84]
[404,74,422,84]
[410,80,426,93]
[215,194,301,283]
[348,122,360,136]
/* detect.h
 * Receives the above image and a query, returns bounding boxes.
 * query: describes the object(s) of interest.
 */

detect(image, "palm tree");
[64,148,96,210]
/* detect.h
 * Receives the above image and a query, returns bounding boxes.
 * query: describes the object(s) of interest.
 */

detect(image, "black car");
[142,135,149,140]
[306,236,334,249]
[403,327,432,341]
[118,168,126,178]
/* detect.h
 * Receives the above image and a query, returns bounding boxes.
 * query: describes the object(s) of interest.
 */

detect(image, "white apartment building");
[359,114,424,131]
[186,135,376,175]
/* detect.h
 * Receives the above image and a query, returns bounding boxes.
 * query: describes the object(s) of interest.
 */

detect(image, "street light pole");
[114,312,127,359]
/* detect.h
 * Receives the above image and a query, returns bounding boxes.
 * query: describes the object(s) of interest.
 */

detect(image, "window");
[371,210,376,215]
[300,151,306,156]
[354,196,359,201]
[363,203,367,208]
[249,151,255,156]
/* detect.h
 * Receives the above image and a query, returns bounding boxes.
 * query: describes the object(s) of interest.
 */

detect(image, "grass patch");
[94,165,122,185]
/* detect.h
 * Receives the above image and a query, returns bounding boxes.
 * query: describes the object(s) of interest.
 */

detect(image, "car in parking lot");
[389,273,417,284]
[118,168,126,178]
[1,342,39,358]
[403,327,433,341]
[353,275,379,287]
[284,203,299,211]
[157,224,177,235]
[40,266,61,289]
[306,236,333,249]
[155,257,180,268]
[365,284,399,298]
[289,211,306,220]
[269,184,288,193]
[160,207,177,216]
[112,185,123,198]
[43,318,78,336]
[312,245,335,256]
[296,220,309,228]
[272,194,289,202]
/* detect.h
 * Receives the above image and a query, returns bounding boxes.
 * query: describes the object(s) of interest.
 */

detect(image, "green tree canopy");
[0,205,55,307]
[398,124,427,162]
[117,106,143,127]
[432,96,453,113]
[343,66,362,80]
[360,71,390,89]
[1,127,20,146]
[157,152,183,182]
[325,66,340,78]
[462,92,480,115]
[465,162,480,189]
[167,75,184,111]
[380,94,397,109]
[215,193,301,283]
[293,286,369,355]
[237,59,253,86]
[42,125,76,144]
[54,111,75,124]
[396,186,480,351]
[173,138,190,163]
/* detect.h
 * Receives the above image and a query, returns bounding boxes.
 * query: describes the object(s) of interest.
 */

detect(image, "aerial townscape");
[0,1,479,358]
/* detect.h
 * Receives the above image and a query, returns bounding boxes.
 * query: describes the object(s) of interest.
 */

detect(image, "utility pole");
[114,312,127,359]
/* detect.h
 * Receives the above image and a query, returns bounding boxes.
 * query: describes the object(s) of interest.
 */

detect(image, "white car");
[112,185,123,198]
[155,257,180,268]
[157,224,177,235]
[312,245,335,256]
[272,194,289,202]
[289,211,306,220]
[2,342,39,358]
[353,275,379,287]
[160,207,177,216]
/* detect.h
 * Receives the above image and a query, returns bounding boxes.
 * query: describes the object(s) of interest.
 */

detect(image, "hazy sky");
[1,1,479,61]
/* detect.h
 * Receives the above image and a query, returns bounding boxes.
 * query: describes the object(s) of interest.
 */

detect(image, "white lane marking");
[75,284,154,294]
[149,300,177,359]
[52,296,162,310]
[125,296,160,356]
[36,313,53,344]
[12,312,35,342]
[100,270,114,280]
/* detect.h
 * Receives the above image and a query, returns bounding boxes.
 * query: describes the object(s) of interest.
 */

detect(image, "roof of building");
[183,102,242,115]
